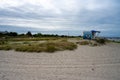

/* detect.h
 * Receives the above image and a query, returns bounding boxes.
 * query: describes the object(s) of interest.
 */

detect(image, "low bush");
[95,38,106,44]
[8,37,60,41]
[0,45,12,50]
[90,43,98,47]
[63,42,77,50]
[15,45,43,52]
[14,41,77,53]
[0,41,7,45]
[79,41,90,45]
[60,39,67,42]
[23,41,30,44]
[77,40,100,46]
[0,39,77,53]
[45,45,57,52]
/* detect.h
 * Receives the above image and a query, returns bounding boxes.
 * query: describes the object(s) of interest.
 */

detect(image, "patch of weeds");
[60,39,67,42]
[78,41,90,45]
[23,41,30,44]
[0,41,7,45]
[45,45,57,52]
[0,45,12,50]
[90,43,98,47]
[95,38,106,44]
[64,42,77,50]
[15,46,28,52]
[2,40,77,53]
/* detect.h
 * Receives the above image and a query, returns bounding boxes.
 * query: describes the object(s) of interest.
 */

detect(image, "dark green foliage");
[0,31,78,38]
[0,41,5,45]
[78,41,90,45]
[7,37,59,41]
[95,38,106,44]
[45,45,57,52]
[26,31,32,37]
[33,33,42,37]
[8,32,18,36]
[91,43,98,46]
[0,31,17,37]
[77,40,99,46]
[0,45,12,50]
[15,44,42,52]
[64,43,77,50]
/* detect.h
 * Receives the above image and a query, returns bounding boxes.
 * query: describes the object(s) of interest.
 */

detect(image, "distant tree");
[18,33,26,37]
[0,32,3,37]
[19,33,25,36]
[26,31,32,37]
[9,32,18,37]
[0,31,18,37]
[33,33,42,37]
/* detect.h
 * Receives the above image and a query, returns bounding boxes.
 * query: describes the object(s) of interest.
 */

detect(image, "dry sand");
[0,43,120,80]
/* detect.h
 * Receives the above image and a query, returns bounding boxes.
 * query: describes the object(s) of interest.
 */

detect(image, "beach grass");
[78,41,90,45]
[15,41,77,52]
[76,38,108,46]
[0,38,77,53]
[0,45,12,50]
[95,38,106,44]
[4,37,61,41]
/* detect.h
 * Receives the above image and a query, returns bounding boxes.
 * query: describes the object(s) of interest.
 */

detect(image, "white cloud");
[0,0,24,8]
[85,0,112,10]
[0,17,67,31]
[0,0,113,15]
[0,0,120,36]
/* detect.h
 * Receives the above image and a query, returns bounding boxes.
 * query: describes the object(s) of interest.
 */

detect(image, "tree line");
[0,31,78,38]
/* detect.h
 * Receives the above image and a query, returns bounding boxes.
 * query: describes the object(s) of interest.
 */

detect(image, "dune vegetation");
[76,38,107,47]
[0,38,77,53]
[0,31,116,53]
[0,31,79,53]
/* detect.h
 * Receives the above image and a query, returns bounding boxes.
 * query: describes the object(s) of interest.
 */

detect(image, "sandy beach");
[0,43,120,80]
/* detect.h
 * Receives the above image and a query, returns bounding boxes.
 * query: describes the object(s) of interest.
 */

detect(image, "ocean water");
[106,37,120,41]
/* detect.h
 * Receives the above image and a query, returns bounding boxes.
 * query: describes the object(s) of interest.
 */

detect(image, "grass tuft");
[78,41,90,45]
[95,38,106,44]
[0,38,77,53]
[0,45,12,50]
[14,41,77,53]
[45,45,57,52]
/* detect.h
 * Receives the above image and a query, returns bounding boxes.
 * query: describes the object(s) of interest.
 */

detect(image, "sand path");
[0,43,120,80]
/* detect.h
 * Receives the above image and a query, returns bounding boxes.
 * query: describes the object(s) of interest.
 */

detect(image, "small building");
[83,30,100,39]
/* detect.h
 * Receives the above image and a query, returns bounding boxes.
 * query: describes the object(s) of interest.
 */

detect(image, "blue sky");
[0,0,120,37]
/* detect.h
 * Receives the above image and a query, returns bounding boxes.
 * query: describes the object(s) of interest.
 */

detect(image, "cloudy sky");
[0,0,120,36]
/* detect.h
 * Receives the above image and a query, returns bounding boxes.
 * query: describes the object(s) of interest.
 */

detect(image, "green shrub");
[0,41,7,45]
[60,39,67,42]
[0,45,12,50]
[0,41,4,45]
[2,40,77,53]
[15,44,44,52]
[45,45,57,52]
[95,38,106,44]
[79,41,90,45]
[90,43,98,47]
[64,43,77,50]
[15,46,27,52]
[23,41,30,44]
